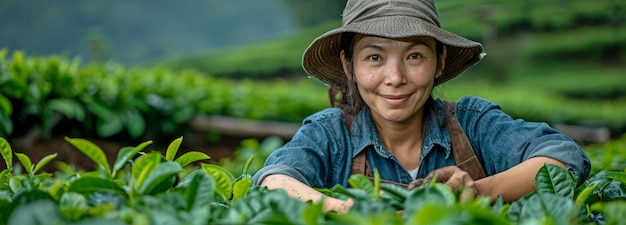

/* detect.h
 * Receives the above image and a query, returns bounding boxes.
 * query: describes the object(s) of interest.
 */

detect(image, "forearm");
[475,156,566,202]
[260,174,352,213]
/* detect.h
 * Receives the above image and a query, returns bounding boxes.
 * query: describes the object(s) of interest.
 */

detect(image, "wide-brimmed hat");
[302,0,486,91]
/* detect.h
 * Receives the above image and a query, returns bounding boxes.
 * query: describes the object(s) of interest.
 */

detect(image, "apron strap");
[443,101,487,180]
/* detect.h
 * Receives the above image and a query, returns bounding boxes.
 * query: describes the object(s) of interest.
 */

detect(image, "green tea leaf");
[8,199,62,225]
[181,170,215,210]
[590,201,626,225]
[0,94,12,117]
[301,202,325,225]
[112,140,153,177]
[201,163,235,201]
[535,163,575,199]
[9,175,31,193]
[65,137,111,176]
[507,192,573,224]
[0,115,13,137]
[138,161,183,195]
[403,184,451,219]
[96,116,124,138]
[232,177,252,202]
[33,153,57,174]
[605,171,626,184]
[15,153,32,175]
[59,192,88,221]
[68,177,129,199]
[348,174,374,197]
[174,151,210,168]
[242,154,256,175]
[132,152,160,192]
[47,98,85,121]
[373,169,380,200]
[406,203,458,224]
[0,169,10,188]
[86,101,123,137]
[433,183,456,205]
[0,137,12,170]
[380,183,411,203]
[165,136,183,161]
[219,188,306,224]
[121,108,145,139]
[575,180,601,205]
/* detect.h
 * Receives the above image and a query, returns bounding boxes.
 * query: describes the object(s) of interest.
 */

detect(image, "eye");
[367,54,381,61]
[408,53,422,60]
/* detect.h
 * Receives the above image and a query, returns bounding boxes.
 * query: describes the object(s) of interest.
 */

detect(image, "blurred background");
[1,0,625,171]
[0,0,345,65]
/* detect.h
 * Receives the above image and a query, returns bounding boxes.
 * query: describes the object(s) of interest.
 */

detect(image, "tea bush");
[3,49,626,144]
[1,136,624,225]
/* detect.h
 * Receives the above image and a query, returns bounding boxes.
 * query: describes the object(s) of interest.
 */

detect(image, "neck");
[373,109,425,170]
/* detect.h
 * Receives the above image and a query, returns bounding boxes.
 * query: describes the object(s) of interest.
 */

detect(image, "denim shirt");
[252,96,591,188]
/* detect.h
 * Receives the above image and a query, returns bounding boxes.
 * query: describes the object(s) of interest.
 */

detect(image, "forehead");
[353,34,437,49]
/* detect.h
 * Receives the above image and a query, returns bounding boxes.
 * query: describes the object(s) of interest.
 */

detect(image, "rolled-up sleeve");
[457,96,591,186]
[527,138,591,185]
[252,114,336,188]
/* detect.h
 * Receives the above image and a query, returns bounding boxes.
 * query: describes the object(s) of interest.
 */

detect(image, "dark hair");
[329,32,364,118]
[332,33,443,119]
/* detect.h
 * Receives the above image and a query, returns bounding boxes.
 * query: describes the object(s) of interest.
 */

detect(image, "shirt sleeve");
[457,96,591,185]
[251,114,338,188]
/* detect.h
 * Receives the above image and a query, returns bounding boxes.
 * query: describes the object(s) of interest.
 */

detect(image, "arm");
[260,174,353,213]
[422,156,565,203]
[474,156,565,202]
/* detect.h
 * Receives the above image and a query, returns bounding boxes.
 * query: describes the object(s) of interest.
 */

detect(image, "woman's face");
[341,35,445,124]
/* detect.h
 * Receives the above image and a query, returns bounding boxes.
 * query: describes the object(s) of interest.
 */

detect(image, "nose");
[384,59,407,87]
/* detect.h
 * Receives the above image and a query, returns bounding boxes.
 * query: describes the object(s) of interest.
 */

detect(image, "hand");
[408,166,479,201]
[323,197,354,214]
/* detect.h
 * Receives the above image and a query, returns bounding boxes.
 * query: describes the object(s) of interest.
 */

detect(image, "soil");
[1,131,253,173]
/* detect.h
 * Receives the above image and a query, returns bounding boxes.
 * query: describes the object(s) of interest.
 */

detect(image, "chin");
[382,113,410,122]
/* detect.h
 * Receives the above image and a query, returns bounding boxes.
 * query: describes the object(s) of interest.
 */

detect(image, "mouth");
[380,93,412,105]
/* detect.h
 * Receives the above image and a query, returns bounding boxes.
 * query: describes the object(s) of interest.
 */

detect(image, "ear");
[435,45,447,78]
[340,50,353,81]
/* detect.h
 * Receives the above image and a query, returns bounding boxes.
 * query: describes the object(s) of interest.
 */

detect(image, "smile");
[380,94,412,105]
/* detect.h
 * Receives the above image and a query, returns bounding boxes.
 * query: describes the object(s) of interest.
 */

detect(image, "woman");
[252,0,590,213]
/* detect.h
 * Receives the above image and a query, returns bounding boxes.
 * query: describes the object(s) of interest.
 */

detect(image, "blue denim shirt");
[252,96,591,188]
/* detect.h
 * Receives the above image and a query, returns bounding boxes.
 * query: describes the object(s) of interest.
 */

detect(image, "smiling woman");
[252,0,591,213]
[344,35,442,125]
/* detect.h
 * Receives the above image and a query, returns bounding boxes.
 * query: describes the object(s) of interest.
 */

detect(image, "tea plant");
[0,136,625,224]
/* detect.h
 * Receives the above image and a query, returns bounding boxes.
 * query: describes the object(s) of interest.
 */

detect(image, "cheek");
[410,66,438,85]
[353,68,380,89]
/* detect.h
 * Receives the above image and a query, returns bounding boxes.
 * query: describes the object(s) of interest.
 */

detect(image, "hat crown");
[342,0,440,27]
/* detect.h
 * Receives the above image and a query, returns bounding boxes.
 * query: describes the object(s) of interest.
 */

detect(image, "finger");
[443,172,472,190]
[460,186,477,201]
[426,166,462,182]
[414,166,458,189]
[407,178,425,189]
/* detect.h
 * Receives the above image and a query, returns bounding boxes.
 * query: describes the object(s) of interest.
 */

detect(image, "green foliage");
[0,1,297,66]
[0,49,328,142]
[219,136,284,177]
[0,137,624,224]
[2,45,626,146]
[164,21,340,78]
[168,0,625,80]
[585,135,626,173]
[439,65,626,135]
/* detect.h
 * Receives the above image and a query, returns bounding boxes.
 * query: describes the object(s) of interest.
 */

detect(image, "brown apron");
[349,101,486,188]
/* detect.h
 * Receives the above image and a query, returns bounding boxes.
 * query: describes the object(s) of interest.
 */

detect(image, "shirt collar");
[349,99,453,160]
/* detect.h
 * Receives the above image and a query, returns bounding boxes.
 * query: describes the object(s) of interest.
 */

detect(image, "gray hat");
[302,0,485,91]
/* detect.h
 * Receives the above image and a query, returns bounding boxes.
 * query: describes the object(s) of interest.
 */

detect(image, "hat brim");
[303,15,484,91]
